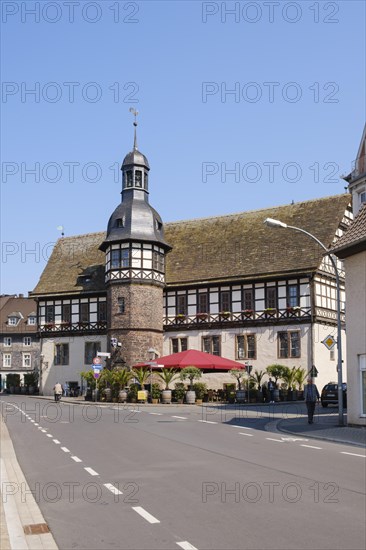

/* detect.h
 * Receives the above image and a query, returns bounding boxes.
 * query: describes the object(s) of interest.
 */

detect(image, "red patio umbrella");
[134,349,246,372]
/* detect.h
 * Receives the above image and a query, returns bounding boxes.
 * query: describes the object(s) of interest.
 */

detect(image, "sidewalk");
[0,419,58,550]
[277,412,366,448]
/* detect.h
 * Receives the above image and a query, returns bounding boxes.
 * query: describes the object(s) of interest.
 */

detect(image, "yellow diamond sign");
[322,335,336,350]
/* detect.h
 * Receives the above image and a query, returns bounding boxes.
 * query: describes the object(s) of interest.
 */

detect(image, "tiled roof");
[331,204,366,258]
[31,194,351,296]
[0,297,38,334]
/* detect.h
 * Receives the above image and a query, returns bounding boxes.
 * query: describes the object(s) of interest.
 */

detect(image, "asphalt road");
[1,396,365,550]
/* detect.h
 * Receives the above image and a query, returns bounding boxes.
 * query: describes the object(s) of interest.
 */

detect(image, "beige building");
[332,126,366,425]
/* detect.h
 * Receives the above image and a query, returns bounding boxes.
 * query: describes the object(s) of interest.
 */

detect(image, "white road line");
[177,542,198,550]
[340,452,366,458]
[231,425,244,428]
[198,420,218,424]
[52,439,60,444]
[41,429,47,433]
[71,456,82,463]
[84,467,99,476]
[104,483,123,495]
[61,447,70,453]
[239,432,253,437]
[149,412,163,416]
[172,416,187,420]
[30,420,35,423]
[37,427,43,430]
[266,438,283,443]
[46,434,53,438]
[129,409,141,413]
[240,426,253,430]
[34,423,39,426]
[301,444,322,450]
[132,506,160,524]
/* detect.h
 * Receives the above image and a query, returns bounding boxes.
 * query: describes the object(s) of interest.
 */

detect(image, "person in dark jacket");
[304,378,320,424]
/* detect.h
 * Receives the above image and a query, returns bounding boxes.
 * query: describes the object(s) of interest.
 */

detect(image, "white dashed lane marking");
[46,434,53,438]
[104,483,123,495]
[132,506,160,524]
[239,432,253,437]
[340,452,366,458]
[176,542,198,550]
[84,467,99,476]
[197,420,218,425]
[301,444,322,450]
[71,456,82,463]
[52,439,61,444]
[172,416,187,420]
[61,447,70,453]
[266,438,283,443]
[149,412,163,416]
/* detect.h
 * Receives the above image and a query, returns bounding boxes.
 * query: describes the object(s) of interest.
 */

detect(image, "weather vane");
[129,107,139,127]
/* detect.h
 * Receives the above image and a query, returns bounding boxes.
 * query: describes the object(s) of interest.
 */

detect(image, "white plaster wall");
[41,334,108,396]
[344,251,366,425]
[163,324,312,390]
[312,323,347,392]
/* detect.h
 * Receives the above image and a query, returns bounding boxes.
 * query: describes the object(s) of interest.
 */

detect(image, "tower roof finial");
[129,107,139,151]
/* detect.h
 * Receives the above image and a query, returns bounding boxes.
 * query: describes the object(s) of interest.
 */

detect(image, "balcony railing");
[164,307,311,327]
[39,321,107,334]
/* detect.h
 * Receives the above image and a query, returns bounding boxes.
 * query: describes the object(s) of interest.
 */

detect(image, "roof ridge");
[165,193,350,226]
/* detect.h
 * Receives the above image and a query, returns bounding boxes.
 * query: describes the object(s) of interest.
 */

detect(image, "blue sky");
[1,0,365,295]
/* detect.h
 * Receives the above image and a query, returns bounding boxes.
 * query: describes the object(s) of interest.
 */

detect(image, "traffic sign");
[322,335,336,350]
[93,371,101,379]
[93,357,102,365]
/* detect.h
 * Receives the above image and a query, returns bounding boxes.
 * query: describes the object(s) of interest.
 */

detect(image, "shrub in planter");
[193,382,207,402]
[173,382,186,403]
[151,383,162,403]
[127,383,139,402]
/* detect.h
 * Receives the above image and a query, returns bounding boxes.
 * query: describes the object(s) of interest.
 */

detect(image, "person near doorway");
[54,382,62,402]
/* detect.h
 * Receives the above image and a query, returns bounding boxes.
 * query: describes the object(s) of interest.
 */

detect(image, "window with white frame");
[236,334,256,360]
[278,331,301,358]
[171,337,188,354]
[202,336,220,355]
[3,337,12,347]
[3,354,11,367]
[22,353,31,367]
[28,316,36,325]
[360,354,366,416]
[23,337,31,346]
[8,316,18,326]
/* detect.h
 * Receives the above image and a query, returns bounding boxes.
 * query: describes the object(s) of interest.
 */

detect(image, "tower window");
[135,170,142,187]
[126,170,133,187]
[116,218,124,228]
[118,297,125,314]
[144,172,148,189]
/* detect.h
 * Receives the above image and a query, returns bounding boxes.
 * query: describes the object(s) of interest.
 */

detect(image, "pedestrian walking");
[268,378,276,403]
[63,382,69,397]
[54,382,62,402]
[304,377,320,424]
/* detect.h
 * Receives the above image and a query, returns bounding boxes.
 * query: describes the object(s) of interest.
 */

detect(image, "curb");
[0,418,58,549]
[276,419,366,448]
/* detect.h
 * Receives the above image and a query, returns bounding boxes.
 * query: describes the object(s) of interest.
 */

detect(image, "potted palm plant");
[294,367,307,400]
[180,367,202,404]
[157,368,178,404]
[131,367,150,401]
[250,369,265,402]
[113,368,132,403]
[266,364,286,402]
[281,366,298,400]
[229,368,247,403]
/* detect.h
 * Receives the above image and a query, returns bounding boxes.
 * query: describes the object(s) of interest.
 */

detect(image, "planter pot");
[20,386,27,394]
[118,389,128,403]
[186,390,196,404]
[9,386,15,394]
[91,389,100,401]
[195,398,203,405]
[161,390,172,404]
[274,389,280,402]
[297,390,304,401]
[235,390,246,403]
[104,388,112,402]
[152,398,159,404]
[28,386,35,395]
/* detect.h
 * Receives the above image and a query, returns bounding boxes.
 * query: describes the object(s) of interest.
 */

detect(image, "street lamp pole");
[264,218,344,426]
